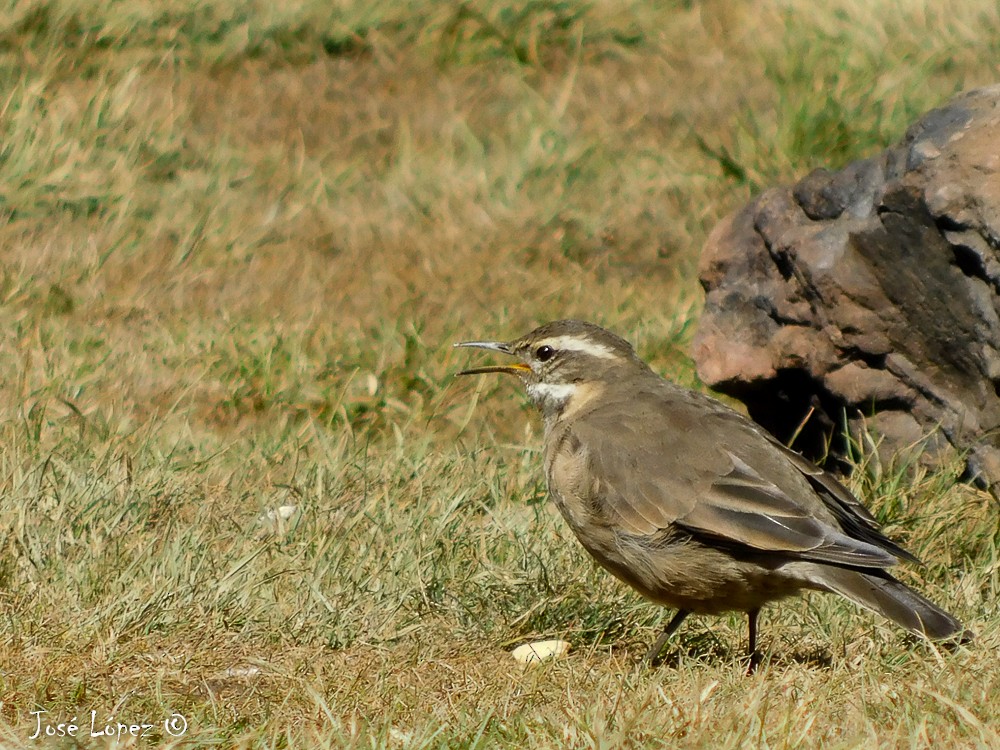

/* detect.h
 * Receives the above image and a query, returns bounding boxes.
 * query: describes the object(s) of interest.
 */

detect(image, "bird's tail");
[808,566,972,644]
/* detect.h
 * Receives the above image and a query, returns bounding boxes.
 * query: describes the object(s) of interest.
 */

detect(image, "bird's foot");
[745,650,762,676]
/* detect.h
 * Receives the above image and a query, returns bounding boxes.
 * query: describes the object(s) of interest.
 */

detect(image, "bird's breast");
[545,430,596,532]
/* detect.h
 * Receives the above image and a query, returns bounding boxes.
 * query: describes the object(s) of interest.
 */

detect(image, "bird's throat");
[526,381,577,415]
[525,381,608,430]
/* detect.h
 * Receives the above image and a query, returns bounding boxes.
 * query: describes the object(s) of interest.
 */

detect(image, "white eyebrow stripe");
[541,336,617,359]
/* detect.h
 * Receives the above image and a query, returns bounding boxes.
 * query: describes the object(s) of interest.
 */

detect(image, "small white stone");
[511,639,571,664]
[221,666,261,678]
[266,505,298,521]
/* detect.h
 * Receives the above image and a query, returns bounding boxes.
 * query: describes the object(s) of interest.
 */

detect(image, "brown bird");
[456,319,969,670]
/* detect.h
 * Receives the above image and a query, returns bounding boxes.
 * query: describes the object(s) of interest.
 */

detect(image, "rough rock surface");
[693,85,1000,495]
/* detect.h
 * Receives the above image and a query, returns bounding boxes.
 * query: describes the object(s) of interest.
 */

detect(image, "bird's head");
[455,320,649,419]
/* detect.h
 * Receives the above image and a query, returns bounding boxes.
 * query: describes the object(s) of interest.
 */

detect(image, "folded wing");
[574,384,914,569]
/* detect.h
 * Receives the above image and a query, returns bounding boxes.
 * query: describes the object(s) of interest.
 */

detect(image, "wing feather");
[566,382,909,568]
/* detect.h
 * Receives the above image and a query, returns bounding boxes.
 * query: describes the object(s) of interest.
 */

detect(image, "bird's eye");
[535,345,555,362]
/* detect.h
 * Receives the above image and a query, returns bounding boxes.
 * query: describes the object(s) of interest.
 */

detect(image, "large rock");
[693,85,1000,495]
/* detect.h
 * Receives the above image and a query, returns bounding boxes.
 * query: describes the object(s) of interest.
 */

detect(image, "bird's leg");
[642,609,691,665]
[746,608,762,675]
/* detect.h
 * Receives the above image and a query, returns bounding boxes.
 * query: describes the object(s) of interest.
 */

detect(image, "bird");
[455,319,970,671]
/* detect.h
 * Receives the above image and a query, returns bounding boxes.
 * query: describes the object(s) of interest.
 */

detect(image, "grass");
[0,0,998,746]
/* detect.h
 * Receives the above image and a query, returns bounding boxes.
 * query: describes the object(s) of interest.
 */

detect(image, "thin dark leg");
[746,608,762,675]
[642,609,691,665]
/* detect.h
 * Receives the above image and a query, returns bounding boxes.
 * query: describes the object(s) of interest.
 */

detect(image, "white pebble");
[511,640,571,663]
[265,505,298,522]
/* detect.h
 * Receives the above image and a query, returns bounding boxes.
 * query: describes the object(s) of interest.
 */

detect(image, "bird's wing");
[759,430,920,564]
[572,385,902,568]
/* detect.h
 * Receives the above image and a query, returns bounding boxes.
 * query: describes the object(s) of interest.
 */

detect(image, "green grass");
[0,0,999,746]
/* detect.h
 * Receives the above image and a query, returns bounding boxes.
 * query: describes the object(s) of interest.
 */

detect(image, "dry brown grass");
[0,0,998,746]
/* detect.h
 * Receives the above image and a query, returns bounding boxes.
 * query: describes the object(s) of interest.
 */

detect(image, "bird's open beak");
[453,340,532,377]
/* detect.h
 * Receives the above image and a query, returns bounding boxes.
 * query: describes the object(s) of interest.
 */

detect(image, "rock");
[262,504,299,522]
[258,504,300,536]
[511,639,571,664]
[693,85,1000,495]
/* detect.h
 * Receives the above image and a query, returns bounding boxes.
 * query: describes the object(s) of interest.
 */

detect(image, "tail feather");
[807,566,972,644]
